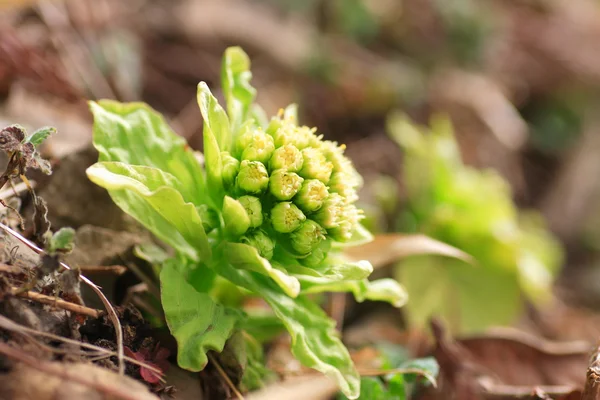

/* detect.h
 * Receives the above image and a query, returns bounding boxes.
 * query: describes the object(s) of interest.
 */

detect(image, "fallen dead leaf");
[0,359,159,400]
[344,233,473,269]
[416,319,588,400]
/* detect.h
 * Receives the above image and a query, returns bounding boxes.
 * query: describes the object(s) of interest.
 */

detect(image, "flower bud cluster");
[221,112,363,266]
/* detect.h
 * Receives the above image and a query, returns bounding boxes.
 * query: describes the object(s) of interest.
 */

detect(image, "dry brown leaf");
[417,319,588,400]
[344,233,473,269]
[0,360,159,400]
[246,375,338,400]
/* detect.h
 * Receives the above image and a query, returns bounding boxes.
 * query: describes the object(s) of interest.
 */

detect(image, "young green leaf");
[87,162,210,262]
[222,46,257,135]
[213,263,360,399]
[221,242,300,298]
[48,227,75,253]
[197,82,228,203]
[161,260,240,371]
[24,126,56,146]
[89,100,206,206]
[300,277,408,307]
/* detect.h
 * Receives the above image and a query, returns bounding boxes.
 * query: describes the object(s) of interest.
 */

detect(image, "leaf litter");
[0,124,170,400]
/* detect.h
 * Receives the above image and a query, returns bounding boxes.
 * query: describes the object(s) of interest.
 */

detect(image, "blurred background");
[3,0,600,396]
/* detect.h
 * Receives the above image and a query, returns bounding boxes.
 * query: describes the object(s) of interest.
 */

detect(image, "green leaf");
[161,259,240,371]
[214,263,360,399]
[396,357,438,386]
[236,332,275,392]
[338,377,388,400]
[221,242,300,298]
[197,82,228,203]
[241,313,285,344]
[49,227,75,253]
[251,104,269,129]
[300,277,408,307]
[221,46,257,136]
[87,162,210,262]
[285,257,373,281]
[89,100,205,206]
[133,243,170,265]
[398,257,521,333]
[25,126,55,146]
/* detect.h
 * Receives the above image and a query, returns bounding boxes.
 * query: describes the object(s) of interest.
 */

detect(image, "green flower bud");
[302,239,331,267]
[294,179,328,213]
[269,169,303,201]
[289,220,326,255]
[236,160,269,194]
[222,196,251,237]
[328,172,358,203]
[237,128,275,163]
[269,122,315,150]
[241,229,274,260]
[312,193,343,229]
[321,140,350,172]
[197,204,219,233]
[299,148,333,183]
[269,144,303,172]
[328,204,361,242]
[221,152,240,189]
[270,202,306,233]
[237,195,263,228]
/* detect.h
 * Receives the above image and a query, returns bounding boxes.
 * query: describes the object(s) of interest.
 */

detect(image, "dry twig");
[13,287,104,318]
[208,352,245,400]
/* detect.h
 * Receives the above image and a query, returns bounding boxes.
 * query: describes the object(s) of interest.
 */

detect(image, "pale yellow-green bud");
[221,152,240,189]
[328,204,361,242]
[239,129,275,164]
[328,172,358,203]
[237,195,263,228]
[289,220,326,255]
[312,193,344,229]
[299,148,333,183]
[294,179,328,213]
[236,160,269,194]
[269,144,303,172]
[242,229,275,260]
[302,239,331,267]
[270,202,306,233]
[269,169,304,201]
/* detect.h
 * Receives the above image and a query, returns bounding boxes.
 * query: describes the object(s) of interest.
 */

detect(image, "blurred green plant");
[384,113,563,333]
[86,46,407,399]
[337,343,438,400]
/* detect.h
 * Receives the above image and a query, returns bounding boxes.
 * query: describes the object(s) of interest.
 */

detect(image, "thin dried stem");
[13,287,104,318]
[78,265,127,275]
[208,353,245,400]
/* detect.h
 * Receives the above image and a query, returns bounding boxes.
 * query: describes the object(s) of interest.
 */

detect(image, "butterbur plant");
[86,46,406,398]
[387,113,562,333]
